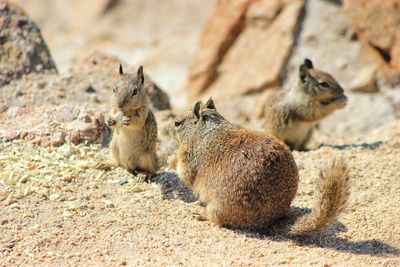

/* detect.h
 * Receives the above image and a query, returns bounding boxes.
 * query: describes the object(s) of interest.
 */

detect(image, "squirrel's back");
[176,101,299,228]
[174,99,350,234]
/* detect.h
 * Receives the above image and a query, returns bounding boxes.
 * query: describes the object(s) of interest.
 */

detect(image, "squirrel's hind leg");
[192,203,223,226]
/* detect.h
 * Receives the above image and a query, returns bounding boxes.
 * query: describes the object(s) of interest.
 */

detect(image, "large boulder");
[343,0,400,82]
[0,51,171,112]
[0,1,57,86]
[283,0,379,93]
[186,0,252,99]
[75,51,171,111]
[186,0,305,100]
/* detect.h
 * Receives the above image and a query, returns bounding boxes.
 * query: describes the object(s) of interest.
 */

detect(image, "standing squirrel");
[106,65,158,176]
[172,98,350,235]
[264,59,347,150]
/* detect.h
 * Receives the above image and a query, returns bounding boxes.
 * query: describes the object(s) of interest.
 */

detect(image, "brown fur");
[106,65,158,174]
[264,59,347,150]
[173,99,350,235]
[289,159,350,235]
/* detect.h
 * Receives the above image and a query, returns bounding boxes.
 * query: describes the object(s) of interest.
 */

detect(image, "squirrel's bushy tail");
[289,158,350,235]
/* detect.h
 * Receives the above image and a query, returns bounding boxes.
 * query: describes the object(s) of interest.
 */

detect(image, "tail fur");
[289,158,350,235]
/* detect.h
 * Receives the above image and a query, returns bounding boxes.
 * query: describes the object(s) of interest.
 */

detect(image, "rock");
[283,0,380,94]
[47,0,121,25]
[99,0,119,14]
[347,65,378,93]
[186,0,252,99]
[79,0,120,16]
[0,1,57,86]
[252,88,277,119]
[36,136,50,147]
[6,106,22,118]
[187,0,305,100]
[385,89,400,118]
[69,131,80,145]
[69,121,99,144]
[343,0,400,81]
[312,92,396,146]
[68,108,104,144]
[0,104,9,113]
[50,132,66,147]
[56,106,80,122]
[0,51,171,113]
[154,110,175,133]
[3,131,19,142]
[74,51,171,111]
[0,105,104,146]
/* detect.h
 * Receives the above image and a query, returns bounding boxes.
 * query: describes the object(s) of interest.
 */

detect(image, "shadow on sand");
[316,141,383,150]
[152,171,197,203]
[235,207,400,257]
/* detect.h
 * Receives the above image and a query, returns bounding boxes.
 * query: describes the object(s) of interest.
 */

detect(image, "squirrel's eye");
[174,121,182,127]
[112,87,116,93]
[319,82,329,88]
[132,89,138,96]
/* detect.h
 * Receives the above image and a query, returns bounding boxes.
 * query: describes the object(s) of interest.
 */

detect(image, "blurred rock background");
[8,0,214,108]
[1,0,400,147]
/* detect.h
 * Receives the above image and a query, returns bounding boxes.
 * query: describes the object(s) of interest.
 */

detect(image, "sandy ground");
[0,132,399,266]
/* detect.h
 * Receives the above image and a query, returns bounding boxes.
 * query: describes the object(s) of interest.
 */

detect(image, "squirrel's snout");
[118,100,126,109]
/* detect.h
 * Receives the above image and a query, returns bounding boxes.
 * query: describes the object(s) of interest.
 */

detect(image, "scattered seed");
[67,201,78,211]
[18,175,29,184]
[95,171,105,180]
[49,193,60,201]
[125,184,144,193]
[102,199,115,208]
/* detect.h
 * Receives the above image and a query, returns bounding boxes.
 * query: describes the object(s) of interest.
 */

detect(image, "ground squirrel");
[172,98,350,235]
[106,65,158,176]
[264,59,347,150]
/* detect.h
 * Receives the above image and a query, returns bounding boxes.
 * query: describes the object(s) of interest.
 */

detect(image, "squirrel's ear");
[193,101,203,120]
[299,64,309,82]
[304,58,314,69]
[137,66,144,84]
[119,64,124,75]
[205,97,216,110]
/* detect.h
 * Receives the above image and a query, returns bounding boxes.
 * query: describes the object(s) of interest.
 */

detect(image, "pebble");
[103,199,115,208]
[18,175,29,184]
[49,194,60,201]
[62,210,72,217]
[6,106,22,118]
[56,106,79,122]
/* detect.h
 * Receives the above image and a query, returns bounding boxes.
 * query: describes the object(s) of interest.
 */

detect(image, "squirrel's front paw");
[107,117,117,127]
[134,173,149,183]
[122,116,131,125]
